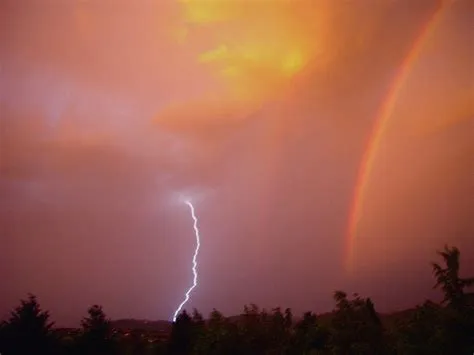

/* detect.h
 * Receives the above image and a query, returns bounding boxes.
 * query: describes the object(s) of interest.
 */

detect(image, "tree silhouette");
[330,291,385,354]
[432,245,474,309]
[0,294,57,355]
[194,308,240,355]
[239,304,268,354]
[168,310,194,355]
[192,308,205,327]
[396,300,447,355]
[284,308,293,329]
[291,311,329,354]
[266,307,288,351]
[432,245,474,354]
[190,308,206,353]
[79,304,116,355]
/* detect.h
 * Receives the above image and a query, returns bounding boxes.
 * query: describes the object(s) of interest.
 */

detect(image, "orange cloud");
[154,0,338,128]
[175,0,331,102]
[155,1,395,128]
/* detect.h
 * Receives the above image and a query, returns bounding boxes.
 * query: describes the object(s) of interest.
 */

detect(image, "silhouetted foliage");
[79,304,117,355]
[168,310,195,355]
[3,245,473,355]
[0,294,58,355]
[290,311,329,354]
[432,245,474,310]
[431,245,474,354]
[329,291,385,354]
[395,300,448,355]
[194,308,240,355]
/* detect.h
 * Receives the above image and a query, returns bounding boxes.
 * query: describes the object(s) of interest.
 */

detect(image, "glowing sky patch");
[173,0,327,103]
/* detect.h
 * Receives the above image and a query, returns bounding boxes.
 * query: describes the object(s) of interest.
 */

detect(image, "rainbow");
[344,1,449,272]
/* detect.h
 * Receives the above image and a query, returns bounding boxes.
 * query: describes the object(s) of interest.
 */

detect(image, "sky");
[1,0,473,326]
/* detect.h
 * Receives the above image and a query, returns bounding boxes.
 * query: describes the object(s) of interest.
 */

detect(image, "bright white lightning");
[172,200,201,322]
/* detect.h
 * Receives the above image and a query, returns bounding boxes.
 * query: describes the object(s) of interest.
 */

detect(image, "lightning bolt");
[172,200,201,322]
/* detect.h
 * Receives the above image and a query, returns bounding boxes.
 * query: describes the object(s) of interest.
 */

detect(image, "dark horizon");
[1,245,469,328]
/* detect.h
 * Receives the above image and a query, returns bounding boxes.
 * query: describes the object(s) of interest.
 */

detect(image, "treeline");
[1,245,473,355]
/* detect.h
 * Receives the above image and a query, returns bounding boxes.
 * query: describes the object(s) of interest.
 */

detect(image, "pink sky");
[1,0,473,325]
